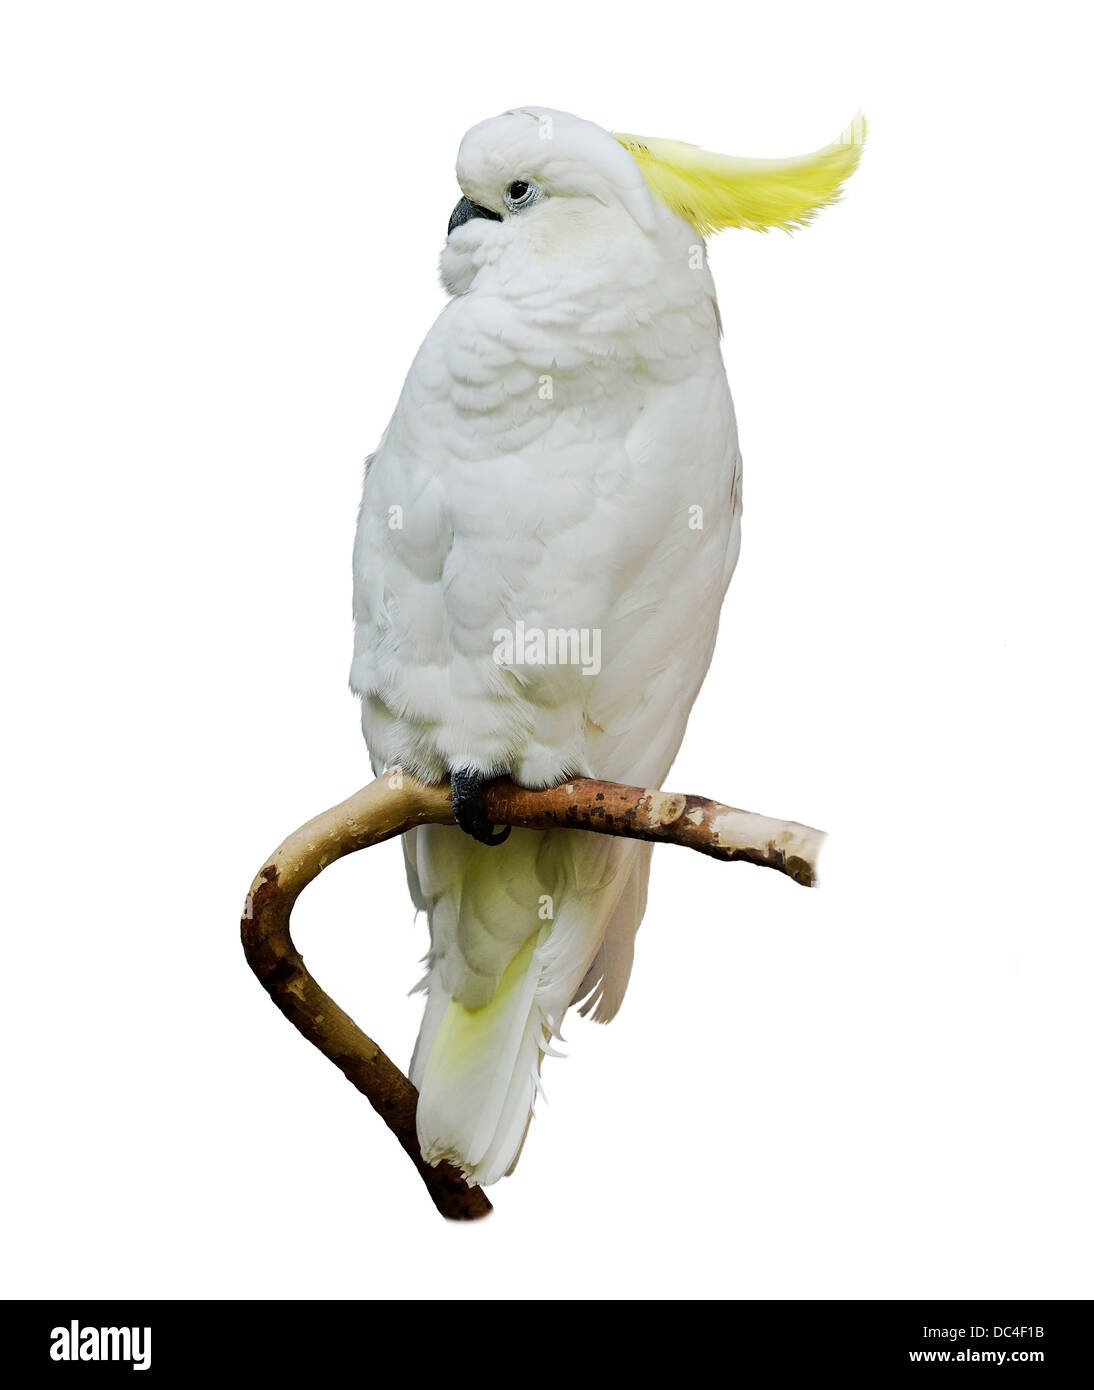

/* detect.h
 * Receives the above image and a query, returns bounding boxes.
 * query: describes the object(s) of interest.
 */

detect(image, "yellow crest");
[613,114,866,236]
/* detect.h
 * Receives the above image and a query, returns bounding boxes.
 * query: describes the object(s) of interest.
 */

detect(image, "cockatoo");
[351,107,863,1185]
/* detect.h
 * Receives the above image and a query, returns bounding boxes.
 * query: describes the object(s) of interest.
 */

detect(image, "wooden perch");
[241,773,824,1221]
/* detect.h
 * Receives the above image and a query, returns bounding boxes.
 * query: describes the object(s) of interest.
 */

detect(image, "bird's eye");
[504,179,538,211]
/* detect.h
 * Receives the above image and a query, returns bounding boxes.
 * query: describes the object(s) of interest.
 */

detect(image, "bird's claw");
[450,770,511,846]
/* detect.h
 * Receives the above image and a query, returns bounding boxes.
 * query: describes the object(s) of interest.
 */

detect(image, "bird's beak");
[447,196,503,235]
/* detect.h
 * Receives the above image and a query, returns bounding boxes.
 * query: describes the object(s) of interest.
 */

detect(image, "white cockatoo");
[351,107,863,1185]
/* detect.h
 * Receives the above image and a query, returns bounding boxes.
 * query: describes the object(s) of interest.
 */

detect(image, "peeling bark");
[241,773,825,1221]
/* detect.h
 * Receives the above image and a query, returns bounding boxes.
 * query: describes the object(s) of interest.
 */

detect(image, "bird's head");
[440,107,655,295]
[440,105,866,296]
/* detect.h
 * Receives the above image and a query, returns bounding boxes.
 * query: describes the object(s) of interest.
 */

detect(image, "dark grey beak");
[448,196,502,234]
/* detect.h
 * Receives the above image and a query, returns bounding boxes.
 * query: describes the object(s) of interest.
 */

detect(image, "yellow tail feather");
[614,113,866,236]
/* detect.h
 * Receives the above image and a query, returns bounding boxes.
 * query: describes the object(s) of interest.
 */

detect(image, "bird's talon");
[477,823,511,846]
[450,770,511,847]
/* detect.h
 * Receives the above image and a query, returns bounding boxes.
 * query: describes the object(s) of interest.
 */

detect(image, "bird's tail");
[407,826,647,1187]
[412,931,549,1186]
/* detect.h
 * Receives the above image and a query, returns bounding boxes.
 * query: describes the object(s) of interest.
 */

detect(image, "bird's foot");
[450,769,511,846]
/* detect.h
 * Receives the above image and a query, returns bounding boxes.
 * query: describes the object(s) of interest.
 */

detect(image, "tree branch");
[241,773,824,1220]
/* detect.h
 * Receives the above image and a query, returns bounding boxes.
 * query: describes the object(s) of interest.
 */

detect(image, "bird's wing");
[574,380,743,1018]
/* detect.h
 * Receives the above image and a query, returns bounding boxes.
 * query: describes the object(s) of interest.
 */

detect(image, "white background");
[2,1,1090,1300]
